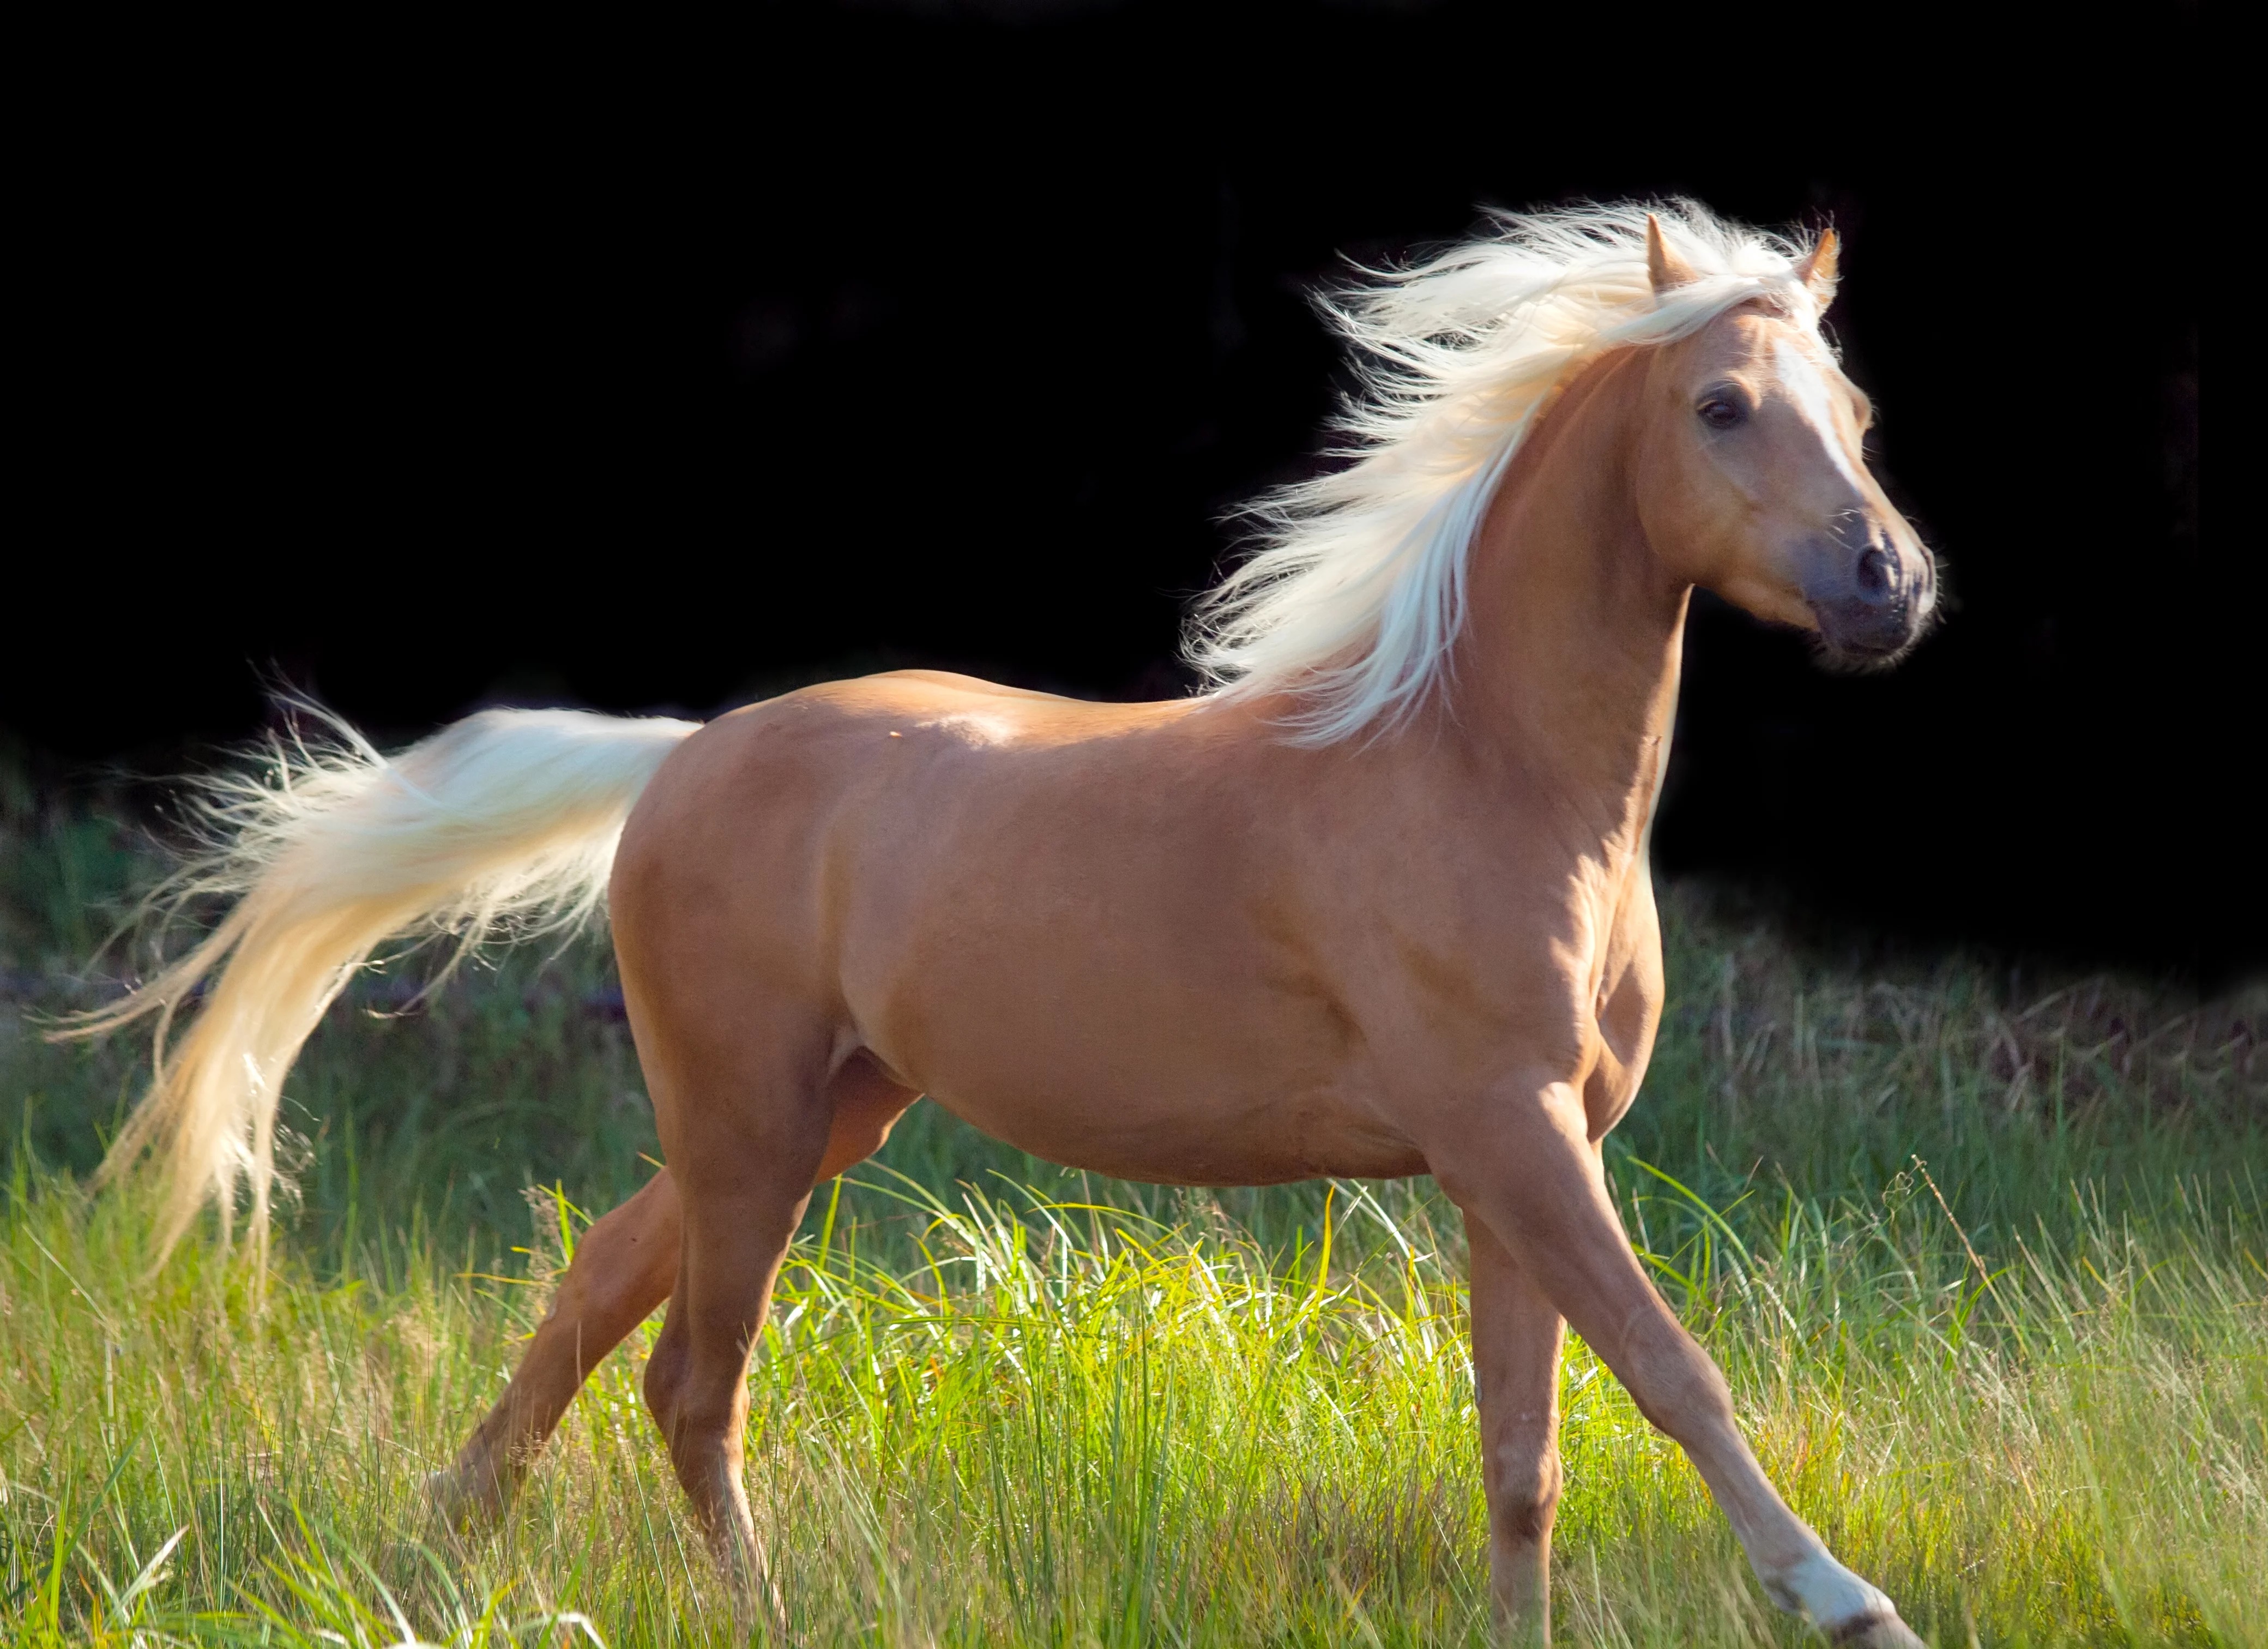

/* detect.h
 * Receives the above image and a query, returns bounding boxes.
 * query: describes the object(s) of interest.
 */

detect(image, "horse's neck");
[1446,350,1689,866]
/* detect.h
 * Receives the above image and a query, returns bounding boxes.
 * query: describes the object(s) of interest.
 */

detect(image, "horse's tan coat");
[439,233,1931,1646]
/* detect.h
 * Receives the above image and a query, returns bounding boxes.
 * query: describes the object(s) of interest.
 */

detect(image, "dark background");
[11,5,2222,977]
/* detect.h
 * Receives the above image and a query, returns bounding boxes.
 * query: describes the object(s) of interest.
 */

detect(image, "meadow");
[2,768,2262,1646]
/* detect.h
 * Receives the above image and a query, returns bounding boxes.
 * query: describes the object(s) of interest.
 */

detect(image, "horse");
[69,202,1935,1645]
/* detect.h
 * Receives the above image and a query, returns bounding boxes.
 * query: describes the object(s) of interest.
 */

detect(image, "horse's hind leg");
[432,1170,683,1525]
[637,1022,921,1603]
[1465,1212,1565,1645]
[432,1059,916,1528]
[642,1077,829,1600]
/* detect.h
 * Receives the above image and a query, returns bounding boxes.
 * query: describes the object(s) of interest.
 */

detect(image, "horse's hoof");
[423,1465,497,1534]
[423,1468,466,1526]
[1827,1612,1925,1648]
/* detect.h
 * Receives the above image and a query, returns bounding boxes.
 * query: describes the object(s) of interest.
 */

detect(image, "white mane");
[1189,200,1833,743]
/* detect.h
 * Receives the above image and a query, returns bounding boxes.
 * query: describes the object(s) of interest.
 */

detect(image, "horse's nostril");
[1856,547,1893,598]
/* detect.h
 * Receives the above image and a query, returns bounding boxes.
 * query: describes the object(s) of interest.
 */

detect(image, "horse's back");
[610,671,1422,1182]
[611,666,1236,1037]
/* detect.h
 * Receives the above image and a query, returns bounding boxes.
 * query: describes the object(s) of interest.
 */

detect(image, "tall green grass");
[3,774,2263,1645]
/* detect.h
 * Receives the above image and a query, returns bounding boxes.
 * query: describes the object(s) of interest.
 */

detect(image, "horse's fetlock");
[1488,1443,1563,1541]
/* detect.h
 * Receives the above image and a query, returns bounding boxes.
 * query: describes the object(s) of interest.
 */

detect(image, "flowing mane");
[1189,200,1837,743]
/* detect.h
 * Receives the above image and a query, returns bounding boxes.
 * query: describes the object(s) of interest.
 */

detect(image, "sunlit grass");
[2,781,2263,1644]
[5,1136,2262,1645]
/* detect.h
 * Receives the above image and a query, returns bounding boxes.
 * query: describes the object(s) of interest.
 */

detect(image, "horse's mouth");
[1807,597,1927,670]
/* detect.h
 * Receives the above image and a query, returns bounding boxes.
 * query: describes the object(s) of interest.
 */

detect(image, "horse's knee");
[1488,1439,1564,1544]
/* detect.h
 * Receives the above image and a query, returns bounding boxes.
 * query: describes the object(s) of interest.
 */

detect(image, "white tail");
[57,703,701,1261]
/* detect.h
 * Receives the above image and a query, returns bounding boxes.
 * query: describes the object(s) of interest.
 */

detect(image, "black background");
[11,5,2223,977]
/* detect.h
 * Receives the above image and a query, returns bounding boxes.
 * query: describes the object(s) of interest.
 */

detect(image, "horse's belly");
[915,1075,1429,1188]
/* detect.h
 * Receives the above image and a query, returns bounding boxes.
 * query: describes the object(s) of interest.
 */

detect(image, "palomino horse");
[75,204,1933,1644]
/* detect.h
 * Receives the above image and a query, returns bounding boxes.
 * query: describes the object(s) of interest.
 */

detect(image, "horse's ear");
[1795,228,1841,306]
[1646,214,1699,296]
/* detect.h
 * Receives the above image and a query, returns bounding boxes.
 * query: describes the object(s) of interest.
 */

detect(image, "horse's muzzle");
[1806,541,1935,663]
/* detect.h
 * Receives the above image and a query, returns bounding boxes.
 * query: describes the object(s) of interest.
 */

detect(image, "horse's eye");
[1698,397,1745,430]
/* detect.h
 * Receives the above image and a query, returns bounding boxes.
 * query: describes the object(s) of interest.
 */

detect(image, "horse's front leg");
[1467,1211,1565,1645]
[1439,1079,1922,1648]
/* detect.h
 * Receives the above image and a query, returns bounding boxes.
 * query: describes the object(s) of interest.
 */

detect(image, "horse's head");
[1635,222,1935,666]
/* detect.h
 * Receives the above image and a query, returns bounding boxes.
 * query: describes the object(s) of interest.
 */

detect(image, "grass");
[2,770,2263,1645]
